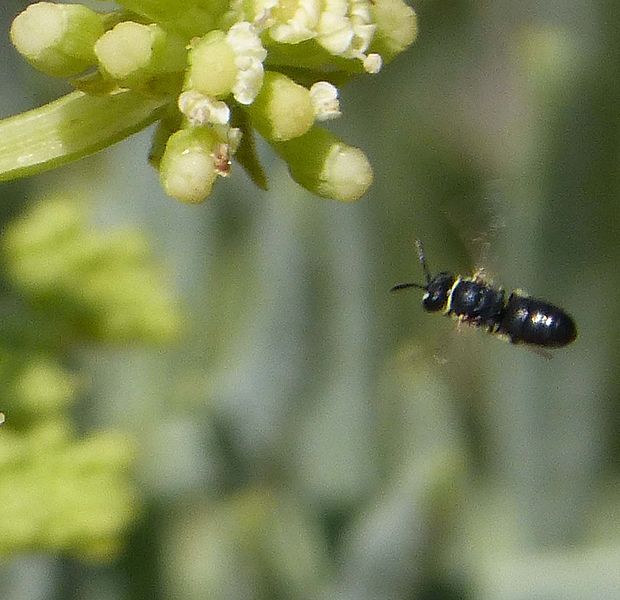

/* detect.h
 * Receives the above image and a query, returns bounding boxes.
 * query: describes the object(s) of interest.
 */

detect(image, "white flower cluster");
[316,0,381,71]
[174,0,385,196]
[226,0,382,72]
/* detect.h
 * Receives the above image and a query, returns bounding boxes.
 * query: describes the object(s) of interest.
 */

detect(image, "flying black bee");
[391,240,577,349]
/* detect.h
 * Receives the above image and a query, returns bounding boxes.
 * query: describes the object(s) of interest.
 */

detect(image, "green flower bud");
[95,22,186,88]
[186,23,267,105]
[273,127,373,201]
[370,0,418,63]
[10,2,104,77]
[159,128,220,203]
[186,31,238,99]
[246,72,315,142]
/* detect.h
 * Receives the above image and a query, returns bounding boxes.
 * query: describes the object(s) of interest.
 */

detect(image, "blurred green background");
[1,1,620,599]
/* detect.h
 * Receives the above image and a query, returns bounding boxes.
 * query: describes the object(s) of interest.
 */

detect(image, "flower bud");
[273,127,373,201]
[186,31,238,99]
[370,0,418,63]
[246,72,315,141]
[10,2,104,77]
[159,128,220,203]
[95,22,186,87]
[186,23,267,106]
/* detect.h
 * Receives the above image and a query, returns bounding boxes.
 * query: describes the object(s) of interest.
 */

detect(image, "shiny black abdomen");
[498,294,577,347]
[448,279,506,328]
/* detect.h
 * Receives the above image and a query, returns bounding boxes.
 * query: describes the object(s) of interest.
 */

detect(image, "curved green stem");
[0,90,170,182]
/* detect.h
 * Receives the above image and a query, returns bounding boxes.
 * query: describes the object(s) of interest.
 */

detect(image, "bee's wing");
[439,179,508,283]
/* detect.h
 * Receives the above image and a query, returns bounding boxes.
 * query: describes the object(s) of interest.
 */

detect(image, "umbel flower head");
[6,0,417,203]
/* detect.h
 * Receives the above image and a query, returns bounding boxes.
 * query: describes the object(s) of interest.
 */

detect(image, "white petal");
[226,21,267,62]
[363,53,382,74]
[232,59,264,104]
[269,0,321,43]
[225,21,267,104]
[178,90,231,126]
[310,81,342,121]
[317,14,354,54]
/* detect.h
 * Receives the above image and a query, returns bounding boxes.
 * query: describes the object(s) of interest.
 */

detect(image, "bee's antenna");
[389,239,434,293]
[390,281,427,292]
[415,239,433,285]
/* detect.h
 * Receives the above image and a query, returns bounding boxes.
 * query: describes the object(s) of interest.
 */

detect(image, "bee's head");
[391,240,454,312]
[422,272,455,312]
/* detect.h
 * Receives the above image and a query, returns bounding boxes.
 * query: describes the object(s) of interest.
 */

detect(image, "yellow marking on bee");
[443,276,462,315]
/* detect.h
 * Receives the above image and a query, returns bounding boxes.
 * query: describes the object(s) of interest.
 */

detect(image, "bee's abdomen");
[448,279,506,328]
[498,294,577,347]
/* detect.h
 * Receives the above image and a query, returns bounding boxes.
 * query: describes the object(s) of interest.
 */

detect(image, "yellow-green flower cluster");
[0,419,137,559]
[0,325,131,560]
[2,197,181,343]
[0,198,183,559]
[8,0,417,203]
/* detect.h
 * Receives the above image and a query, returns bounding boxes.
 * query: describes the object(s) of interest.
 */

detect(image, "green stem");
[0,90,170,182]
